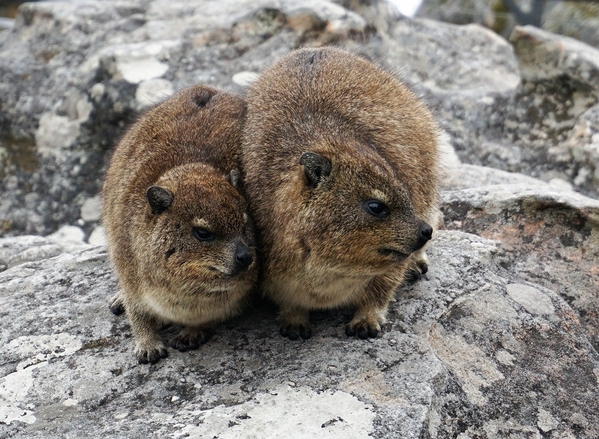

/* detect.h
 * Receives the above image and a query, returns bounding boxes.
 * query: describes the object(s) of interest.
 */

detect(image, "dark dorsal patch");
[300,152,332,189]
[193,89,213,108]
[147,185,174,214]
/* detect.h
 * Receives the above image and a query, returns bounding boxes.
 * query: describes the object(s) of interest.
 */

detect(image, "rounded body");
[242,48,443,339]
[103,85,257,363]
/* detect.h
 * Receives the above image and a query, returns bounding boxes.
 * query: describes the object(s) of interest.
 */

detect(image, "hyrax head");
[295,146,432,274]
[143,163,256,293]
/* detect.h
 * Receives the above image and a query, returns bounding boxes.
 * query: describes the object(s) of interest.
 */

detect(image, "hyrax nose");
[416,221,433,249]
[234,243,253,271]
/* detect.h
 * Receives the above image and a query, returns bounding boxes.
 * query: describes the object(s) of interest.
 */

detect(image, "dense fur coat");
[242,48,442,339]
[103,85,257,364]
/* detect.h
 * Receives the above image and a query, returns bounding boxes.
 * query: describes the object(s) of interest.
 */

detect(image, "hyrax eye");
[362,199,390,219]
[192,228,215,242]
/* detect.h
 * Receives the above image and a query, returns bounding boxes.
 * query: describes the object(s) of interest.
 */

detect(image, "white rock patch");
[118,57,169,84]
[232,71,259,87]
[506,284,555,316]
[0,333,82,425]
[136,78,175,109]
[35,112,81,157]
[49,225,86,244]
[538,408,559,432]
[174,386,375,438]
[88,225,107,246]
[80,195,103,222]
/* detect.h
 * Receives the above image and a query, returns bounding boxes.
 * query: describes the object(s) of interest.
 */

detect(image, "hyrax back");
[103,85,257,364]
[242,48,442,340]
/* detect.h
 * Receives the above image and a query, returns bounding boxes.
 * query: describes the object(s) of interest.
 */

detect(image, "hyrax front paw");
[406,251,429,284]
[279,307,312,340]
[406,261,428,283]
[345,320,380,339]
[346,310,382,339]
[169,327,210,352]
[135,342,168,365]
[280,322,312,340]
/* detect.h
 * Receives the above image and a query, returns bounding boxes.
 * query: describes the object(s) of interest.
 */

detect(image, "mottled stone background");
[1,1,598,438]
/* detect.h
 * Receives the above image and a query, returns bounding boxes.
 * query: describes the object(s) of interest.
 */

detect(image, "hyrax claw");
[280,323,312,340]
[278,307,312,340]
[346,319,380,339]
[169,328,210,352]
[108,293,125,316]
[136,344,169,365]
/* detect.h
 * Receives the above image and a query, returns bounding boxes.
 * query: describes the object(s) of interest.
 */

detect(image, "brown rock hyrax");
[103,85,257,364]
[242,48,443,340]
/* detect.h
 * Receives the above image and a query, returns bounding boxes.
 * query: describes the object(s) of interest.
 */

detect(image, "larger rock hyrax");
[103,85,257,364]
[242,48,443,340]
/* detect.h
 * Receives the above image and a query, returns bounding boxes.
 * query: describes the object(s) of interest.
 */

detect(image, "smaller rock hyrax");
[242,48,443,340]
[103,85,257,364]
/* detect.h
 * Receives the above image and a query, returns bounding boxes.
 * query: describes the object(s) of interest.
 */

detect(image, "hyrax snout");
[242,47,443,340]
[103,85,257,364]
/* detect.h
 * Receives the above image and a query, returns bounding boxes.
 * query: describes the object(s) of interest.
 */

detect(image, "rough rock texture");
[543,2,599,49]
[416,0,516,36]
[412,3,599,198]
[0,225,88,272]
[4,0,599,237]
[2,0,599,437]
[2,179,598,437]
[429,25,599,199]
[442,170,599,353]
[417,0,599,49]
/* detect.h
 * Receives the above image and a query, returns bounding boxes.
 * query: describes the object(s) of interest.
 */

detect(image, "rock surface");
[417,0,599,49]
[1,0,599,438]
[3,0,599,236]
[2,188,598,437]
[543,2,599,49]
[429,24,599,199]
[416,0,514,35]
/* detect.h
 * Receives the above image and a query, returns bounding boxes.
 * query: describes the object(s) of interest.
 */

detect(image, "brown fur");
[242,48,443,339]
[103,85,257,364]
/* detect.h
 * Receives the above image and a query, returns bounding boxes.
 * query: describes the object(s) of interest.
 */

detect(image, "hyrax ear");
[300,152,332,188]
[226,168,240,189]
[146,186,174,214]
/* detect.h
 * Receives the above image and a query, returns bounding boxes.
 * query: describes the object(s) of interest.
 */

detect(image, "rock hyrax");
[103,85,257,364]
[242,48,443,340]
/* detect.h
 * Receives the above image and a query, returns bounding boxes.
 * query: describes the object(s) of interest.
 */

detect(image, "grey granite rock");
[442,182,599,353]
[561,103,599,194]
[418,0,599,50]
[3,0,598,238]
[427,25,599,199]
[385,18,520,94]
[543,2,599,49]
[416,0,503,28]
[1,224,597,438]
[410,5,599,199]
[0,226,88,272]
